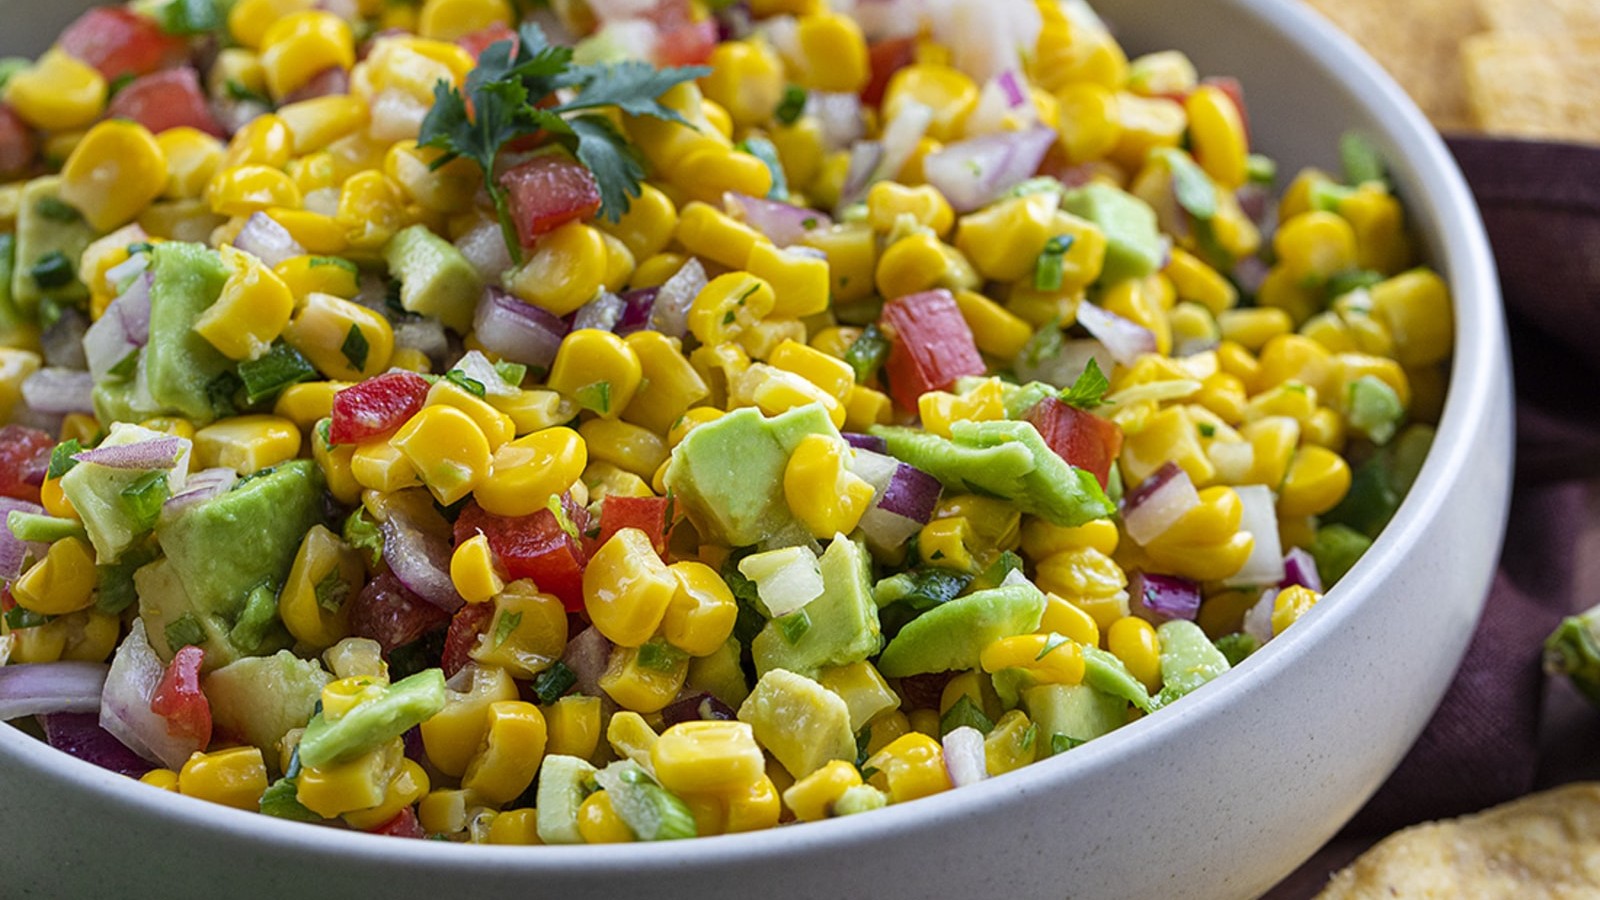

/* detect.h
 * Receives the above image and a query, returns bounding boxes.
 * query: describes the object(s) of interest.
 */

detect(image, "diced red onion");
[996,69,1027,107]
[943,726,989,787]
[368,88,427,142]
[1128,571,1202,624]
[647,258,708,339]
[922,126,1056,212]
[660,692,738,726]
[859,101,933,196]
[840,140,885,206]
[83,301,140,383]
[73,436,188,470]
[394,318,450,366]
[1236,183,1271,226]
[1243,587,1278,645]
[162,467,238,516]
[927,0,1042,83]
[853,450,932,556]
[0,661,107,720]
[233,212,306,268]
[1014,337,1115,389]
[742,549,824,618]
[451,350,519,398]
[964,74,1036,137]
[377,512,464,614]
[724,192,831,247]
[1280,547,1323,593]
[807,91,865,153]
[1122,462,1200,546]
[99,620,199,768]
[22,368,95,415]
[1233,255,1270,295]
[39,712,156,778]
[41,308,88,370]
[114,273,153,344]
[1229,485,1285,587]
[562,626,614,698]
[573,291,626,332]
[0,497,45,582]
[615,288,658,335]
[842,432,888,454]
[877,463,942,523]
[1076,302,1158,367]
[473,287,570,371]
[455,219,514,283]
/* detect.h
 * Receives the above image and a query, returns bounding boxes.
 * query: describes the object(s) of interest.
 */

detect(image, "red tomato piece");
[371,807,427,838]
[457,23,518,61]
[0,106,37,181]
[107,68,225,137]
[861,37,917,107]
[150,645,212,749]
[498,155,603,247]
[1025,396,1124,489]
[588,495,672,557]
[328,371,432,445]
[454,496,590,612]
[0,425,54,504]
[59,7,188,82]
[880,289,986,413]
[656,18,718,67]
[440,602,495,678]
[347,571,452,655]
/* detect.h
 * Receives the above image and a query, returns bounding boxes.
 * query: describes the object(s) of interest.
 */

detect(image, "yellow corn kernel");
[274,256,361,303]
[863,733,951,804]
[741,241,829,319]
[769,116,825,192]
[784,434,876,539]
[312,420,362,505]
[659,562,737,657]
[1034,547,1128,632]
[875,232,978,299]
[209,165,303,218]
[651,719,765,797]
[545,329,643,418]
[1039,595,1100,648]
[260,11,355,100]
[883,64,977,143]
[1020,518,1120,561]
[1369,269,1453,369]
[952,195,1055,284]
[949,289,1032,360]
[278,524,363,650]
[1243,382,1319,429]
[474,426,586,518]
[866,182,955,238]
[60,415,101,447]
[1240,416,1300,489]
[699,39,784,126]
[59,121,167,232]
[624,83,729,177]
[918,517,974,572]
[458,700,546,806]
[781,759,862,822]
[579,418,667,480]
[671,147,773,206]
[1273,210,1358,289]
[584,461,653,500]
[684,273,774,348]
[1333,184,1411,276]
[1215,340,1261,391]
[139,198,225,244]
[841,385,891,432]
[0,348,39,421]
[1106,616,1161,692]
[490,389,577,437]
[1257,334,1333,397]
[450,534,505,605]
[223,115,294,172]
[391,405,491,505]
[798,224,876,302]
[979,633,1085,685]
[1303,405,1346,452]
[417,0,513,40]
[619,331,708,436]
[381,143,475,217]
[5,50,105,131]
[298,740,404,818]
[719,774,781,833]
[140,769,180,792]
[1278,445,1352,518]
[176,747,269,811]
[191,415,300,475]
[501,221,608,316]
[416,788,470,834]
[1218,307,1294,353]
[486,808,541,845]
[38,474,75,521]
[1272,585,1321,636]
[667,407,725,449]
[981,709,1036,776]
[1106,92,1185,172]
[1053,82,1121,164]
[194,246,296,361]
[785,12,868,92]
[768,339,853,401]
[10,537,97,617]
[592,186,674,267]
[335,170,410,251]
[1165,247,1238,315]
[583,528,678,647]
[1101,274,1172,355]
[1120,405,1214,487]
[470,582,569,679]
[544,694,603,760]
[229,0,315,47]
[576,791,635,843]
[673,203,767,272]
[425,381,514,449]
[341,758,430,830]
[1185,84,1248,190]
[734,317,805,362]
[282,292,394,380]
[419,664,518,777]
[598,641,691,714]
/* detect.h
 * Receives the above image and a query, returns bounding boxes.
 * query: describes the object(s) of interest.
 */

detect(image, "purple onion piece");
[572,291,626,332]
[615,288,659,335]
[39,713,156,778]
[839,140,885,206]
[0,661,108,720]
[233,212,306,268]
[562,626,613,699]
[114,274,153,345]
[943,725,988,787]
[83,310,139,383]
[995,69,1027,107]
[1077,302,1157,367]
[1279,547,1324,593]
[922,126,1057,212]
[162,467,238,516]
[877,463,942,523]
[1121,462,1201,547]
[659,692,738,727]
[724,193,831,247]
[841,432,888,454]
[0,497,46,582]
[377,515,464,614]
[472,287,569,371]
[1129,571,1202,624]
[648,258,708,339]
[808,91,865,152]
[72,436,187,470]
[21,368,95,415]
[402,725,428,765]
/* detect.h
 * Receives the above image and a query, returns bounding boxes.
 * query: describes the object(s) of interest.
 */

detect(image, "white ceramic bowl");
[0,1,1512,897]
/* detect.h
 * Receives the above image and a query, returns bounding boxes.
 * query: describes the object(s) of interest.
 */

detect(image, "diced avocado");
[686,637,751,710]
[815,661,900,731]
[663,404,838,546]
[1081,644,1153,713]
[122,241,235,425]
[1154,619,1230,707]
[157,460,323,628]
[871,420,1114,527]
[736,668,856,778]
[1023,683,1128,749]
[1308,523,1371,587]
[1346,375,1403,445]
[136,558,244,669]
[833,784,888,816]
[11,177,95,318]
[753,535,883,678]
[203,650,333,763]
[0,233,28,346]
[1060,182,1163,285]
[92,355,165,429]
[876,581,1046,678]
[59,423,191,564]
[593,760,697,840]
[536,754,600,844]
[383,224,483,333]
[296,668,448,769]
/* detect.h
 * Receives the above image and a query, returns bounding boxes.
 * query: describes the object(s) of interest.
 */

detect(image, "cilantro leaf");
[566,114,648,223]
[559,59,709,123]
[1059,358,1110,410]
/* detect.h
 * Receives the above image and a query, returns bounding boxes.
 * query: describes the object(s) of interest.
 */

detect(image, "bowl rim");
[0,0,1508,877]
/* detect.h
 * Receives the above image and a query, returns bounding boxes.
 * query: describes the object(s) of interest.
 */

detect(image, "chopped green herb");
[165,614,206,650]
[494,611,524,649]
[1324,268,1384,301]
[47,440,82,481]
[444,368,487,397]
[308,256,359,273]
[34,197,81,223]
[96,542,161,616]
[858,765,880,782]
[774,84,807,125]
[532,661,577,705]
[854,726,873,767]
[574,380,612,414]
[259,778,322,822]
[1059,357,1110,410]
[157,0,222,36]
[239,342,317,405]
[120,470,171,533]
[107,349,140,381]
[228,583,279,654]
[340,324,370,373]
[1339,131,1387,186]
[721,310,736,326]
[314,569,350,614]
[1032,234,1075,292]
[224,78,275,108]
[1156,148,1218,221]
[939,694,994,736]
[1197,422,1216,438]
[843,323,890,384]
[107,73,137,98]
[206,371,245,419]
[1019,722,1038,752]
[30,252,75,290]
[776,609,811,644]
[1213,632,1259,667]
[343,508,385,569]
[1050,733,1085,755]
[636,638,687,672]
[4,607,49,630]
[494,360,527,387]
[1019,315,1064,369]
[737,135,789,202]
[547,494,581,542]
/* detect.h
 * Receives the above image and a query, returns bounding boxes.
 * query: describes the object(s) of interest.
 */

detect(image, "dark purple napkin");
[1269,137,1600,897]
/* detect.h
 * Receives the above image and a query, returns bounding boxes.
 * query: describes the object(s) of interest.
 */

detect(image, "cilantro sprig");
[419,22,709,260]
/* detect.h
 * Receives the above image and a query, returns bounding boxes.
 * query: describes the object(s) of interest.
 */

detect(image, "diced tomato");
[1025,396,1124,489]
[0,106,37,181]
[440,602,495,678]
[646,0,718,67]
[454,496,590,612]
[862,37,917,107]
[499,155,603,248]
[329,371,432,445]
[58,7,188,82]
[107,68,225,137]
[348,571,452,655]
[0,426,54,504]
[588,495,672,557]
[370,807,427,838]
[282,67,350,104]
[458,23,518,61]
[1,587,15,613]
[150,645,212,749]
[880,289,986,413]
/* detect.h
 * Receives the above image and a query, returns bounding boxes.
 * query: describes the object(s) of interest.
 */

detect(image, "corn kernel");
[5,50,105,131]
[546,329,643,417]
[862,733,951,804]
[59,121,167,232]
[178,747,269,811]
[391,405,491,505]
[419,664,519,778]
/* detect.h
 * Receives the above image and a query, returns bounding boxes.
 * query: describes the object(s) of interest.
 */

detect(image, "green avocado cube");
[384,224,483,333]
[737,668,856,779]
[752,535,883,679]
[203,650,333,764]
[296,668,448,769]
[876,581,1047,678]
[1060,182,1164,285]
[129,241,234,425]
[11,177,94,317]
[59,423,191,564]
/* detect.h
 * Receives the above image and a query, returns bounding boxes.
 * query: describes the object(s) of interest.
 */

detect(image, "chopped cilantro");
[340,325,370,373]
[120,470,171,533]
[939,695,994,736]
[238,342,317,405]
[1156,148,1218,221]
[1050,733,1085,755]
[636,638,687,672]
[314,569,350,614]
[494,360,527,387]
[47,440,82,481]
[107,349,140,381]
[4,607,49,630]
[532,661,578,705]
[842,323,889,384]
[164,613,206,650]
[1198,422,1216,438]
[1019,722,1038,752]
[1339,132,1387,186]
[30,251,75,289]
[574,381,611,414]
[493,611,524,649]
[1032,234,1074,292]
[547,494,580,542]
[259,778,321,822]
[343,508,385,569]
[156,0,222,35]
[1035,633,1071,661]
[855,726,873,767]
[1019,315,1064,369]
[774,84,807,125]
[206,370,245,419]
[776,609,811,645]
[34,197,81,223]
[737,135,788,202]
[443,369,487,397]
[1058,357,1110,410]
[224,79,275,108]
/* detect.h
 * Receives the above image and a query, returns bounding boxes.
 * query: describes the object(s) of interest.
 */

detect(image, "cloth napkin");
[1267,137,1600,897]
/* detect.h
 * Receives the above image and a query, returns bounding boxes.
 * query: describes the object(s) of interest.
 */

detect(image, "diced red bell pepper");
[880,289,986,413]
[457,23,518,61]
[329,371,432,445]
[647,0,718,66]
[106,68,226,137]
[454,496,590,612]
[348,571,452,655]
[150,645,212,749]
[499,154,603,248]
[862,37,917,107]
[0,106,37,181]
[440,601,495,678]
[370,807,427,838]
[588,495,672,558]
[58,7,188,82]
[0,426,55,504]
[1025,395,1124,489]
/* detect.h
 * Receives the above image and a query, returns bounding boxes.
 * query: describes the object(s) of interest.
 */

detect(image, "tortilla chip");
[1298,0,1483,132]
[1316,782,1600,899]
[1462,34,1600,142]
[1473,0,1600,35]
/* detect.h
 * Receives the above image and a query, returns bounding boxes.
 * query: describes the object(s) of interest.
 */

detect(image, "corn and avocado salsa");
[0,0,1452,844]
